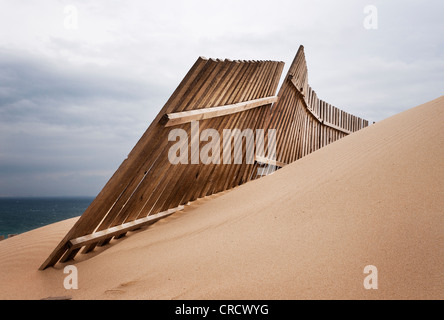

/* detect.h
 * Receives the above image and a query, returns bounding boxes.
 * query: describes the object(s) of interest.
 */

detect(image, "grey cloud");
[0,48,174,196]
[0,0,443,196]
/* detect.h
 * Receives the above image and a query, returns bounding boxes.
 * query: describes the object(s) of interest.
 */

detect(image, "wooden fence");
[269,46,369,166]
[40,46,368,269]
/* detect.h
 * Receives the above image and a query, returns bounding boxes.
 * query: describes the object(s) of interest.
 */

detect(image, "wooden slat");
[163,96,278,127]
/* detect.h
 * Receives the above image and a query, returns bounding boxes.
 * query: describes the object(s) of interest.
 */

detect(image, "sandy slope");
[1,96,443,300]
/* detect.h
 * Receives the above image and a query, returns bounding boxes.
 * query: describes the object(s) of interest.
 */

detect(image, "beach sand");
[0,96,443,300]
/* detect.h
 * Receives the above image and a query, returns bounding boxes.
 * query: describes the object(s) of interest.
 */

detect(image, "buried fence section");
[40,58,284,269]
[40,46,369,270]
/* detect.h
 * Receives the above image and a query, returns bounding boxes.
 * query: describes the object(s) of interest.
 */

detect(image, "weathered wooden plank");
[323,120,352,135]
[70,206,183,249]
[254,155,287,168]
[163,96,278,127]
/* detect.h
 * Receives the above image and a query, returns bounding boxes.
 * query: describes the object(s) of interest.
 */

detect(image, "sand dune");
[1,96,443,300]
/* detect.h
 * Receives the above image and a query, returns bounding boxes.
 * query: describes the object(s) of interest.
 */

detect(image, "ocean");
[0,197,94,238]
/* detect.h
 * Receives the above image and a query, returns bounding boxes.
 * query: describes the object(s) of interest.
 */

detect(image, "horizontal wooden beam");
[68,206,184,249]
[306,105,322,122]
[163,96,278,127]
[323,121,351,135]
[255,155,287,168]
[289,75,305,97]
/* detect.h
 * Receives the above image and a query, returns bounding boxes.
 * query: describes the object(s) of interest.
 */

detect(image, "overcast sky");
[0,0,443,197]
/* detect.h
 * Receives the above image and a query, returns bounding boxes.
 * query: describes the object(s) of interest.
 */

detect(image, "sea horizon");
[0,196,94,238]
